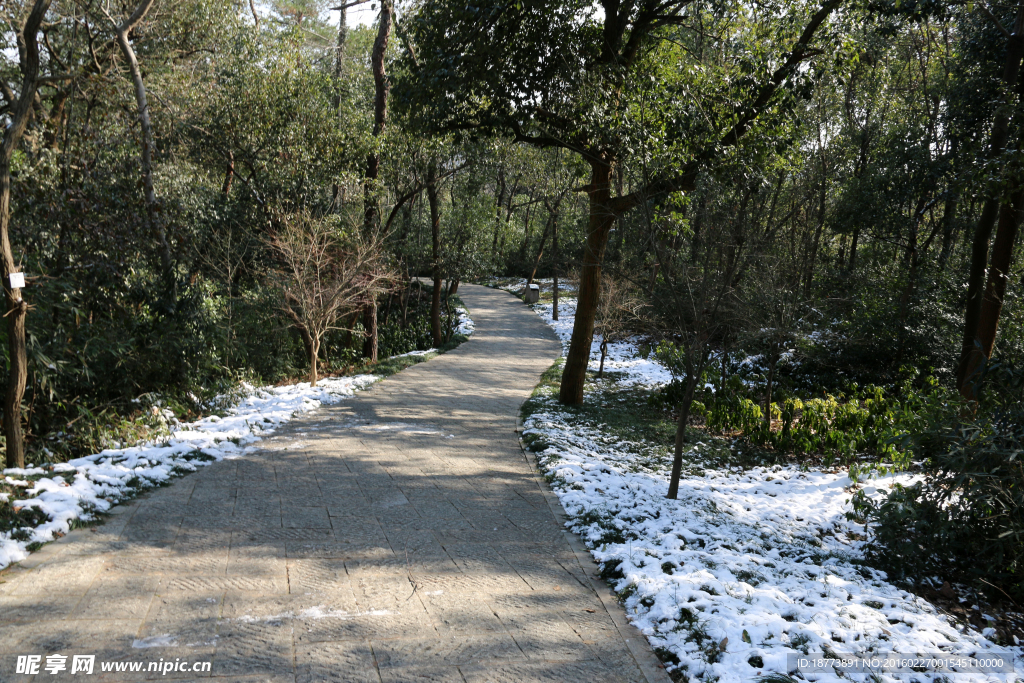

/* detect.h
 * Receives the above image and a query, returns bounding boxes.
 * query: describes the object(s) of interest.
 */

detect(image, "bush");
[852,362,1024,601]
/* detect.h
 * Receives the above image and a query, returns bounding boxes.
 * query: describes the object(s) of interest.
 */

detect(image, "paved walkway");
[0,285,669,683]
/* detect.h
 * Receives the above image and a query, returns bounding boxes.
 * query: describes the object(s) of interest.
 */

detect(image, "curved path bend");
[0,285,669,683]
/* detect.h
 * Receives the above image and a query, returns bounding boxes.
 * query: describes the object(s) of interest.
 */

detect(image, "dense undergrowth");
[5,282,466,467]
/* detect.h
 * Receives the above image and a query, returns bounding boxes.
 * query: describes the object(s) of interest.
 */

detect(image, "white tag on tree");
[9,273,25,289]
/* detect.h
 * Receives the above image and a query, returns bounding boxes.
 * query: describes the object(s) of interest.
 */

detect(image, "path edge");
[514,407,673,683]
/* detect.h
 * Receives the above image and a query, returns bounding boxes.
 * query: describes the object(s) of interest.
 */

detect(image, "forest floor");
[506,281,1023,683]
[0,285,674,683]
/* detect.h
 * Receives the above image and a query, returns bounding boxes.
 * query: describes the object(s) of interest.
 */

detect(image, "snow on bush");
[522,297,1020,682]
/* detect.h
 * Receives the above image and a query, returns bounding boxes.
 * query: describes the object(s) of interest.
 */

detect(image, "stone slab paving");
[0,285,671,683]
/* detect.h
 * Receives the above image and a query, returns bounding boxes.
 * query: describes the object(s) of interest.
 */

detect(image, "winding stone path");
[0,285,669,683]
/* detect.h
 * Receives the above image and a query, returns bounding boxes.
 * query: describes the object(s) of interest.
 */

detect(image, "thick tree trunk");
[978,193,1022,358]
[427,166,443,346]
[961,190,1023,390]
[667,372,700,499]
[309,338,320,387]
[958,6,1024,394]
[363,0,392,231]
[1,0,52,468]
[559,159,616,405]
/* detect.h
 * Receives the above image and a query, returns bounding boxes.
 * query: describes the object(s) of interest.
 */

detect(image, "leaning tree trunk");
[958,4,1024,395]
[1,0,53,468]
[559,158,616,405]
[112,0,172,305]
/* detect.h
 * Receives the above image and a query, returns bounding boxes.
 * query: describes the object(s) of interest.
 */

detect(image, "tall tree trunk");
[364,0,392,232]
[958,2,1024,394]
[528,217,551,285]
[961,190,1024,390]
[559,158,616,405]
[978,192,1023,358]
[552,209,559,321]
[847,227,860,273]
[1,0,52,469]
[309,337,320,387]
[937,187,959,270]
[222,150,235,198]
[110,0,173,309]
[764,356,776,431]
[359,2,391,357]
[331,3,347,206]
[362,300,378,362]
[427,165,443,346]
[493,169,506,258]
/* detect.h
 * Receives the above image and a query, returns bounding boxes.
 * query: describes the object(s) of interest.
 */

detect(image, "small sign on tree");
[9,272,25,289]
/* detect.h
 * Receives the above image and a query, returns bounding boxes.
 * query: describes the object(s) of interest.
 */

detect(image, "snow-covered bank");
[520,296,1020,682]
[0,306,475,572]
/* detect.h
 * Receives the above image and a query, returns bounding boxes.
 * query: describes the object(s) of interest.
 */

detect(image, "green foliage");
[675,370,954,468]
[851,362,1024,601]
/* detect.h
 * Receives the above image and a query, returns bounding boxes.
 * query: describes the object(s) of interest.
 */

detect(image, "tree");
[594,276,644,378]
[270,212,393,385]
[398,0,845,405]
[957,0,1024,398]
[1,0,52,468]
[103,0,175,310]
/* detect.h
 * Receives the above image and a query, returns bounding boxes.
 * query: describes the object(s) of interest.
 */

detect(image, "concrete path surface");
[0,285,670,683]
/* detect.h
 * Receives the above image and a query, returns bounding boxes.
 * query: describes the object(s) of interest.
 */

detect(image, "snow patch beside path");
[522,297,1020,682]
[0,307,476,572]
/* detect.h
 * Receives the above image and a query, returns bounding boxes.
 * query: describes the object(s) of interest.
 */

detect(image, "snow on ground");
[521,296,1021,682]
[0,307,476,572]
[455,305,475,336]
[0,375,377,570]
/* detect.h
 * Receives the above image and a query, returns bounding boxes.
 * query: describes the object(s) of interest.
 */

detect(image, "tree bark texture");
[558,158,615,405]
[1,0,53,468]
